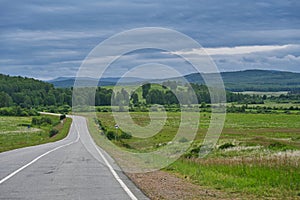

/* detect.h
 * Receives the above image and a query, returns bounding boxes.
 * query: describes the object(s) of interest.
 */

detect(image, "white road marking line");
[85,120,138,200]
[0,124,80,185]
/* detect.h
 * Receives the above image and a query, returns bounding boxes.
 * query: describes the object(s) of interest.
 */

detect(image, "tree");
[146,89,164,104]
[165,90,178,105]
[131,92,139,106]
[45,93,56,106]
[0,92,13,107]
[121,88,129,105]
[142,83,151,99]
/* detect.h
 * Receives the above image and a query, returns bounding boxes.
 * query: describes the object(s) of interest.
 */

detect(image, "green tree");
[131,92,139,106]
[142,83,151,99]
[146,89,165,104]
[0,92,13,107]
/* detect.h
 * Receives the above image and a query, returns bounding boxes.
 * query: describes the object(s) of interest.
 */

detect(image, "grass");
[0,115,72,152]
[234,91,289,97]
[91,110,300,198]
[96,112,193,151]
[96,112,300,150]
[167,156,300,198]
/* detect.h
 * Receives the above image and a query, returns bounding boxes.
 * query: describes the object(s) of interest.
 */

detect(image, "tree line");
[0,74,72,108]
[1,74,300,115]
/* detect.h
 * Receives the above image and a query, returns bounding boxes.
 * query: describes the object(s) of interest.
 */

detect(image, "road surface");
[0,116,148,200]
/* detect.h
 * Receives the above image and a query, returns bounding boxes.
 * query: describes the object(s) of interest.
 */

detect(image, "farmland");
[90,110,300,198]
[0,114,72,152]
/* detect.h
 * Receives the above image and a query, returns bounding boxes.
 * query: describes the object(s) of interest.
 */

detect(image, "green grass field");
[96,112,300,150]
[234,91,289,97]
[0,115,72,152]
[91,111,300,198]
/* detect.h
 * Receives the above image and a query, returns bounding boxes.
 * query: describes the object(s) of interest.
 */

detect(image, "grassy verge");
[0,115,72,153]
[166,156,300,198]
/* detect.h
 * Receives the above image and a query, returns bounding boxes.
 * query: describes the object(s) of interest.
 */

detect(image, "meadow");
[234,91,289,97]
[0,115,72,152]
[91,110,300,199]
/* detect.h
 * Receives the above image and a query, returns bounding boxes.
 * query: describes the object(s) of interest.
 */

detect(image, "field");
[234,91,289,97]
[90,111,300,199]
[0,115,72,152]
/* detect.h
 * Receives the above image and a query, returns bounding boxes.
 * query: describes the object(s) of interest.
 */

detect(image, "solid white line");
[0,126,80,185]
[88,129,138,200]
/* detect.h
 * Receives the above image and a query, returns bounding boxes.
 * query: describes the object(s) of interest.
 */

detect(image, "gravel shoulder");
[127,170,251,200]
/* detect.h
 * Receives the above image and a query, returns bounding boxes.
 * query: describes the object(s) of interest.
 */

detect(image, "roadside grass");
[166,156,300,198]
[0,115,72,152]
[93,111,300,198]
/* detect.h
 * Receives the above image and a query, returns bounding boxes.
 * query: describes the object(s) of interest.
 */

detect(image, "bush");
[219,142,235,150]
[106,130,117,140]
[60,114,66,120]
[184,145,201,158]
[49,129,59,137]
[31,117,40,125]
[97,107,111,112]
[40,116,53,125]
[0,107,39,116]
[32,116,54,126]
[120,131,132,139]
[120,141,134,149]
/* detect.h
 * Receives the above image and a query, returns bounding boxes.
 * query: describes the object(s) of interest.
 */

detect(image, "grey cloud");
[1,0,300,79]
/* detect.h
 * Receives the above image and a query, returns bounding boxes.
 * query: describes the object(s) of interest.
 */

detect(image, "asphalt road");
[0,115,148,200]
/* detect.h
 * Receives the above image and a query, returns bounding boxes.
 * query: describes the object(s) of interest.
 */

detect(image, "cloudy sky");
[0,0,300,80]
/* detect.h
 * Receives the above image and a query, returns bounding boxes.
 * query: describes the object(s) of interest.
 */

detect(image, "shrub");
[31,117,40,125]
[106,130,117,140]
[219,142,235,150]
[40,116,53,125]
[49,129,59,137]
[120,131,132,139]
[60,114,66,120]
[184,145,202,158]
[0,107,39,116]
[41,117,52,124]
[32,116,53,125]
[120,141,134,149]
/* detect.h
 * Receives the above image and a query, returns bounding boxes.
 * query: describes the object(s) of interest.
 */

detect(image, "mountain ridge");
[47,69,300,92]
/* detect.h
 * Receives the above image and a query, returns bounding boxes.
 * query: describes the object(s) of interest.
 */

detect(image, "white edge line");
[0,126,80,185]
[87,126,138,200]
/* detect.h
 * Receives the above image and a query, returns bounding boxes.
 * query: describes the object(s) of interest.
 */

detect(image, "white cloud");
[171,44,298,56]
[2,30,111,41]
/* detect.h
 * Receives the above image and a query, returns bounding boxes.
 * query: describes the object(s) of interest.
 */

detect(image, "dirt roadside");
[127,170,249,200]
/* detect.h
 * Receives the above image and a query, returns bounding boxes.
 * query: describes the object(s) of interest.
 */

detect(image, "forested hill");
[0,74,71,108]
[183,70,300,92]
[48,70,300,92]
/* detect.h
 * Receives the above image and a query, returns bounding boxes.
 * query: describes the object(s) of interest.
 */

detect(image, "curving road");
[0,116,148,200]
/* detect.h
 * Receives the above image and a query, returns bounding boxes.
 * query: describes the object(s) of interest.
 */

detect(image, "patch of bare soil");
[127,170,247,200]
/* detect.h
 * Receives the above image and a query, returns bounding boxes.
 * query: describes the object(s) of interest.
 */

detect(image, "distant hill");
[48,70,300,92]
[183,70,300,92]
[48,77,146,88]
[48,77,108,88]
